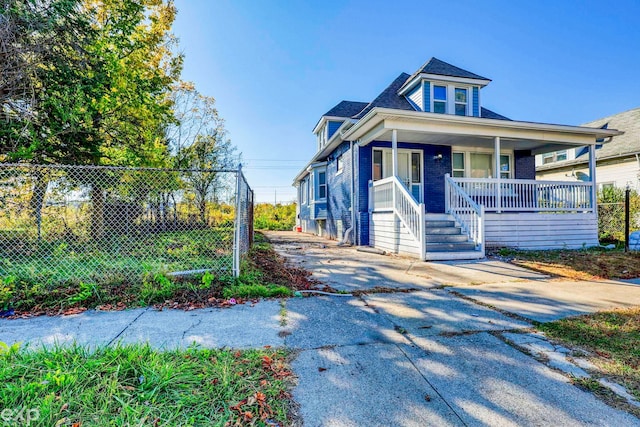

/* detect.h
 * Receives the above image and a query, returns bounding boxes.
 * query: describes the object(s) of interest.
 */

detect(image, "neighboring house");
[536,107,640,191]
[293,57,620,260]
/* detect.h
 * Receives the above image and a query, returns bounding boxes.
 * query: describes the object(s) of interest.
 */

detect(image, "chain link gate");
[0,164,254,293]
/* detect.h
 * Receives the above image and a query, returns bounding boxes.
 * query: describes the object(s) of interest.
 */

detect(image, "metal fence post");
[625,186,630,253]
[233,164,242,277]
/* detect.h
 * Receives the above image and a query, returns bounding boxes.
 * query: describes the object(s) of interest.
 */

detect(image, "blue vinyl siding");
[327,121,343,140]
[325,142,353,239]
[472,87,479,117]
[298,178,310,220]
[313,203,328,219]
[423,81,431,113]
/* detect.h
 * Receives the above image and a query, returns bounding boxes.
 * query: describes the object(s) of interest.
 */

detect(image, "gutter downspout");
[338,140,355,246]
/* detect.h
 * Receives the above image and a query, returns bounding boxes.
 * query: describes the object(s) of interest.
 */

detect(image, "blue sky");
[173,0,640,203]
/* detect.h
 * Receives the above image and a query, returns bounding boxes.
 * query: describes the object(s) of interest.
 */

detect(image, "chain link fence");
[0,163,253,291]
[598,202,626,243]
[598,194,640,244]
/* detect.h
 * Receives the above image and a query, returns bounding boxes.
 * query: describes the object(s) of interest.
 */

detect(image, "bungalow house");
[293,57,621,260]
[536,107,640,191]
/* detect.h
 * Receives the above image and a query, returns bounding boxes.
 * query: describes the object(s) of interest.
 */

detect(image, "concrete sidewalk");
[2,230,640,425]
[0,302,285,350]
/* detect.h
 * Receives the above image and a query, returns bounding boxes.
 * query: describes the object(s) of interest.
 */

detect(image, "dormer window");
[433,85,447,114]
[455,88,467,116]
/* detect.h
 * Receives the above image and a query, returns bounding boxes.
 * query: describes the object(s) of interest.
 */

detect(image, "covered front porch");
[342,108,621,261]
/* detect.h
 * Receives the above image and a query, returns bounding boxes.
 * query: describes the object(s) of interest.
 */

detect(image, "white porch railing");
[370,176,426,260]
[450,177,594,212]
[444,174,485,255]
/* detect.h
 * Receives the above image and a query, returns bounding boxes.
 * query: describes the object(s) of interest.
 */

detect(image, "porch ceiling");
[380,129,577,154]
[346,108,623,155]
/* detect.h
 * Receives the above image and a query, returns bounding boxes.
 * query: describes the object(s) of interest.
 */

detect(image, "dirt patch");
[490,248,640,280]
[249,239,320,291]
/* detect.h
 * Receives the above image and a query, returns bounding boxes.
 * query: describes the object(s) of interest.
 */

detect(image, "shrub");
[254,203,296,231]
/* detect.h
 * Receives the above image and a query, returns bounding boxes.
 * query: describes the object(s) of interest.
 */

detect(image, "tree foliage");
[0,0,182,166]
[0,1,241,239]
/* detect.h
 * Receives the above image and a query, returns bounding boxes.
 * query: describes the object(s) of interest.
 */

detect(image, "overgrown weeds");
[3,232,316,317]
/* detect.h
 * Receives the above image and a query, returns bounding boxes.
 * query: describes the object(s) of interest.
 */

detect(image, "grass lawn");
[494,247,640,280]
[0,343,294,426]
[539,307,640,406]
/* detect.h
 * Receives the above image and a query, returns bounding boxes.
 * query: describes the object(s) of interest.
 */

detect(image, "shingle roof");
[323,100,369,118]
[353,73,416,119]
[577,107,640,160]
[399,57,490,93]
[419,57,490,80]
[481,107,511,121]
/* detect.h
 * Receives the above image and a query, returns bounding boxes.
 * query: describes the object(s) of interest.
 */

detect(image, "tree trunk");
[198,195,207,226]
[90,183,105,240]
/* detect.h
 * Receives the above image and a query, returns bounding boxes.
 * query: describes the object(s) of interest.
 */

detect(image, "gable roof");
[575,107,640,160]
[399,57,490,94]
[323,100,369,118]
[353,73,415,119]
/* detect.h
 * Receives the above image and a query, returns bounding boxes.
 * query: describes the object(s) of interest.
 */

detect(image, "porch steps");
[424,213,484,261]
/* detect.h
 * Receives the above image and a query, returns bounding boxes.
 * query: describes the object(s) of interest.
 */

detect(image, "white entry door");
[375,149,423,203]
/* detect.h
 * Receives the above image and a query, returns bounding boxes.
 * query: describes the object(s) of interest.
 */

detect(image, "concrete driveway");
[266,231,640,426]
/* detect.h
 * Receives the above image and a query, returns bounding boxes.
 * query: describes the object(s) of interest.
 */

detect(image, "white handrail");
[445,174,485,255]
[372,177,425,261]
[450,177,593,212]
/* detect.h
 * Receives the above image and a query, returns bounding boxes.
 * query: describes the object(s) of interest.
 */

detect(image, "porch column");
[494,136,502,213]
[392,129,398,212]
[392,129,398,177]
[589,144,597,213]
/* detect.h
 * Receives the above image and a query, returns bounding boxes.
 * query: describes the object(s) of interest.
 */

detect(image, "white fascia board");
[344,108,623,145]
[292,168,310,185]
[294,120,355,185]
[398,74,491,95]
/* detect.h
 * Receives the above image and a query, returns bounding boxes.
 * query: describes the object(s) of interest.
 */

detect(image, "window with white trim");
[452,151,512,179]
[301,179,307,204]
[317,171,327,200]
[452,152,465,177]
[433,85,447,114]
[542,150,568,164]
[455,88,467,116]
[336,154,344,174]
[499,155,511,179]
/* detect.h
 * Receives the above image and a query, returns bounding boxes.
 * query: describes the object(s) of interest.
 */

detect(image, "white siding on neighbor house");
[407,84,423,111]
[484,212,599,249]
[537,158,640,191]
[370,212,421,256]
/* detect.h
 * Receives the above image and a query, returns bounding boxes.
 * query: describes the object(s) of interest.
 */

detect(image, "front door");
[373,148,423,203]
